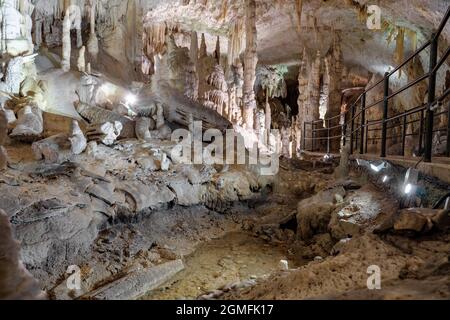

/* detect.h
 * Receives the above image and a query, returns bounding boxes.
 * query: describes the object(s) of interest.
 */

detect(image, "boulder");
[169,179,205,207]
[116,181,175,212]
[11,201,101,269]
[297,202,336,240]
[393,210,430,233]
[296,187,346,240]
[10,105,44,142]
[375,208,445,235]
[0,209,44,300]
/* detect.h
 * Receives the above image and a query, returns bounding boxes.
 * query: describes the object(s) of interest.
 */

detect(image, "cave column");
[308,50,322,150]
[61,5,82,72]
[324,34,344,151]
[309,50,321,122]
[190,31,199,101]
[297,48,309,150]
[243,0,258,130]
[190,31,198,70]
[264,89,271,144]
[87,0,99,64]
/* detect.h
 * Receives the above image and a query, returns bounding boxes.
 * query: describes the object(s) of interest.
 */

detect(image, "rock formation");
[0,210,44,300]
[242,0,258,130]
[0,0,448,303]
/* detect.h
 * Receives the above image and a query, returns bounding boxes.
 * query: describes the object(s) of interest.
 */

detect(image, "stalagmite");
[77,46,86,72]
[61,5,82,72]
[243,0,258,130]
[292,115,302,156]
[86,121,123,146]
[61,11,71,72]
[10,106,44,142]
[0,0,34,56]
[135,117,156,141]
[200,33,207,59]
[255,109,266,144]
[281,126,292,158]
[297,48,309,149]
[204,64,228,115]
[214,36,221,64]
[69,120,87,155]
[309,50,321,123]
[324,34,343,151]
[87,0,99,63]
[265,94,272,143]
[190,31,199,68]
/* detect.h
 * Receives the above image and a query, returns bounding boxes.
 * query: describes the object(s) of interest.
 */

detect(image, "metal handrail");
[303,5,450,158]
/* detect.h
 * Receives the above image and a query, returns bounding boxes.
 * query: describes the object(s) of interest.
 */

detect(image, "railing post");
[365,120,369,154]
[303,122,307,152]
[425,34,438,163]
[446,101,450,157]
[327,119,331,154]
[342,110,348,147]
[401,114,407,157]
[312,122,316,152]
[360,93,366,154]
[419,109,424,154]
[350,104,355,155]
[381,72,390,158]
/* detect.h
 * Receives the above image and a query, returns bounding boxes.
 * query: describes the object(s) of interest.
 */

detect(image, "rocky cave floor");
[1,139,449,300]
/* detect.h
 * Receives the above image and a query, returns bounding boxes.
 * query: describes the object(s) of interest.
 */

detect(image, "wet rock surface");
[0,142,268,298]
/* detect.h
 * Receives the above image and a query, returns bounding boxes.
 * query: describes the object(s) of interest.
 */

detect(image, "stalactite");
[144,23,168,56]
[87,0,99,63]
[227,19,244,66]
[214,36,221,64]
[199,33,208,59]
[243,0,258,130]
[218,0,228,22]
[166,34,198,101]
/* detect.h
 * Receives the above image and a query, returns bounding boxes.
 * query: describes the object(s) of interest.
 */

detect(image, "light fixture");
[403,168,419,196]
[125,93,137,105]
[404,183,413,194]
[382,175,389,183]
[370,161,387,173]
